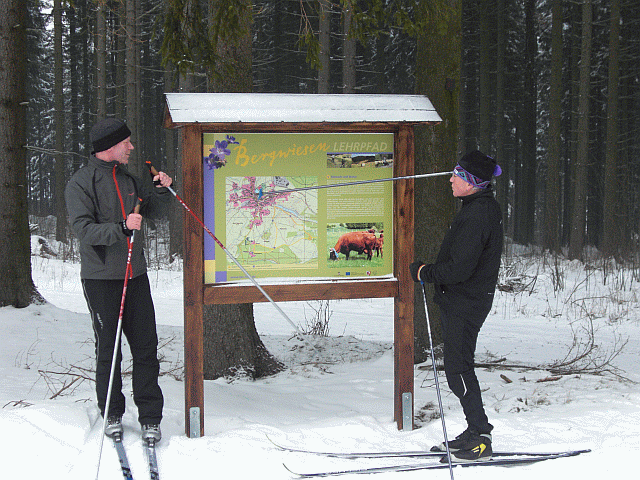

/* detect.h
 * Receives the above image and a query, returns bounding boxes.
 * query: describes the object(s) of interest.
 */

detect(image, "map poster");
[203,132,394,283]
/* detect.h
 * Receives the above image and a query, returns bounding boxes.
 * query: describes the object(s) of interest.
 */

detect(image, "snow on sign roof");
[165,93,441,125]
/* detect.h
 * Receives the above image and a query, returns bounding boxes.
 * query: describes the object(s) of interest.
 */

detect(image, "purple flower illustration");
[203,135,240,170]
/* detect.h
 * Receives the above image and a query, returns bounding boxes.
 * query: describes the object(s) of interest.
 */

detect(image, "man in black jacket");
[65,118,172,443]
[410,150,503,462]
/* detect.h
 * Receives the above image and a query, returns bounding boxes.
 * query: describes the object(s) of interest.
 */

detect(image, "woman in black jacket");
[411,150,503,462]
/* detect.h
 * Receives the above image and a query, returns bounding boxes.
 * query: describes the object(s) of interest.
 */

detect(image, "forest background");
[2,0,640,376]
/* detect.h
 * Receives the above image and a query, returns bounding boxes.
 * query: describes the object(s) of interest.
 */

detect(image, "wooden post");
[182,125,205,437]
[393,124,415,430]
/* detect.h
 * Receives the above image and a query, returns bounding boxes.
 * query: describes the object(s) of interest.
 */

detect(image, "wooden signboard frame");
[164,95,439,437]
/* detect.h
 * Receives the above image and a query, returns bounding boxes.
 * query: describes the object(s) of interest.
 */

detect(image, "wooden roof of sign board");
[164,93,442,128]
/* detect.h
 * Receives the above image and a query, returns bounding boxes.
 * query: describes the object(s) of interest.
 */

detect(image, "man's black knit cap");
[90,118,131,153]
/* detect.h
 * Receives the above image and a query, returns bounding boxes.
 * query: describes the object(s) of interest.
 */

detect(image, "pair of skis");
[268,437,590,478]
[111,434,159,480]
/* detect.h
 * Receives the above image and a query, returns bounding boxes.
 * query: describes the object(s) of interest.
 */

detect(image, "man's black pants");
[440,309,492,435]
[82,274,164,426]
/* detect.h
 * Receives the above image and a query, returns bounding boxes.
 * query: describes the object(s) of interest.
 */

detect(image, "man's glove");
[409,261,425,282]
[120,219,134,237]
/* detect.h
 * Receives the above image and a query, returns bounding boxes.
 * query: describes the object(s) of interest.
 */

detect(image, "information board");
[202,132,394,283]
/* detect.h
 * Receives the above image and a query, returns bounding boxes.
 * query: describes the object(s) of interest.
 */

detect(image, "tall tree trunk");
[518,0,537,244]
[163,1,183,261]
[204,0,283,380]
[544,0,563,254]
[67,5,81,168]
[95,0,107,119]
[115,6,126,121]
[0,0,43,307]
[563,3,582,247]
[495,0,508,232]
[135,0,143,173]
[318,0,331,94]
[54,0,66,242]
[342,2,356,93]
[602,0,620,258]
[460,1,477,152]
[80,0,92,161]
[569,0,592,260]
[209,0,252,92]
[478,0,491,153]
[125,0,139,174]
[164,63,183,261]
[413,0,461,361]
[203,303,283,379]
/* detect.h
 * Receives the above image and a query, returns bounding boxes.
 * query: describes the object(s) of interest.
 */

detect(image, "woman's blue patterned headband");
[454,164,491,189]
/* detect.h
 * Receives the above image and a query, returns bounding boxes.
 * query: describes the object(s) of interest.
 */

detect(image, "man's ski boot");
[104,415,123,439]
[142,424,162,444]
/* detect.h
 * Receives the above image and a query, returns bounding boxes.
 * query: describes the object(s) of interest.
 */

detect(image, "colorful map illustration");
[225,176,318,271]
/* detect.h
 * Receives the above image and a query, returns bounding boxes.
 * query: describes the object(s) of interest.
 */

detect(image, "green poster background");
[203,132,394,283]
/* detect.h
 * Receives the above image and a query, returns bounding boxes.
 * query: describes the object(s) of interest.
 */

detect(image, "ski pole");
[261,170,453,197]
[146,162,310,344]
[96,204,140,480]
[421,282,455,480]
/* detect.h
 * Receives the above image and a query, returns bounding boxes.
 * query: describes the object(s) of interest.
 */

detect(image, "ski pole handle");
[124,203,141,240]
[146,161,166,187]
[132,202,141,231]
[146,161,175,189]
[146,160,160,177]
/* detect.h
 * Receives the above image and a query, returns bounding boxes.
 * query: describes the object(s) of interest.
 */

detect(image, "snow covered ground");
[1,247,639,479]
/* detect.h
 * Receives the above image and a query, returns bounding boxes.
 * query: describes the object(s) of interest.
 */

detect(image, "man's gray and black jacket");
[65,155,171,280]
